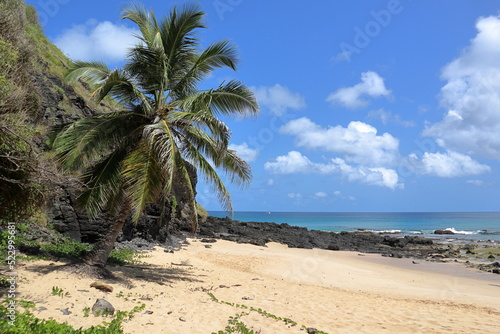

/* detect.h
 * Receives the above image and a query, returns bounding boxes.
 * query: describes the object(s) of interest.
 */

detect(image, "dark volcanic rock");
[199,216,435,257]
[48,163,199,246]
[200,238,217,243]
[46,185,112,243]
[434,229,455,235]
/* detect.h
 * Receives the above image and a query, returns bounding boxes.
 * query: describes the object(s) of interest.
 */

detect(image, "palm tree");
[51,2,258,274]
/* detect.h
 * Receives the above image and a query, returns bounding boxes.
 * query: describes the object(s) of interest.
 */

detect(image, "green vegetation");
[108,248,149,266]
[0,0,117,223]
[215,313,257,334]
[0,1,45,221]
[0,39,18,100]
[208,292,329,334]
[0,221,147,272]
[0,299,145,333]
[0,115,45,221]
[51,286,70,298]
[83,307,91,318]
[23,7,69,79]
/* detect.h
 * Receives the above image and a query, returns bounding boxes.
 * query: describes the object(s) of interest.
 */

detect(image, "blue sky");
[29,0,500,212]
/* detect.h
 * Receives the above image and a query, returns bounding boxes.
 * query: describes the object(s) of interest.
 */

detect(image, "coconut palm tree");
[51,2,258,273]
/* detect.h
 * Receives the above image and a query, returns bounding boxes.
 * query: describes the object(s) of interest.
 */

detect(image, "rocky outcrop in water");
[198,216,435,258]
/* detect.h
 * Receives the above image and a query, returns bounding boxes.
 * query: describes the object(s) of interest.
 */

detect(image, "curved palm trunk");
[82,199,131,268]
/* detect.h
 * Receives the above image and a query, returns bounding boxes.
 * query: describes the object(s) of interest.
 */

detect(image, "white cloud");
[327,71,391,109]
[420,151,491,178]
[264,151,320,174]
[331,157,403,189]
[367,109,415,127]
[333,190,356,201]
[423,15,500,159]
[228,142,259,162]
[264,151,403,189]
[252,84,306,116]
[54,19,139,63]
[314,192,328,198]
[270,118,404,189]
[280,117,399,167]
[288,192,302,199]
[466,179,486,186]
[267,179,274,186]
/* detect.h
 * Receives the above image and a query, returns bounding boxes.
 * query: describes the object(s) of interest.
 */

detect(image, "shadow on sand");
[23,259,206,289]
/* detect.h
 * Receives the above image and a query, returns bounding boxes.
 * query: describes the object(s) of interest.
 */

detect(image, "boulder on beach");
[92,299,115,316]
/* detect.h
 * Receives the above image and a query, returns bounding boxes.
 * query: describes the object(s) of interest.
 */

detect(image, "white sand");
[16,239,500,333]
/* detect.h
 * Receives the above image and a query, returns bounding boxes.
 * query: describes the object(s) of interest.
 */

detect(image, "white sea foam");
[445,227,479,235]
[369,229,402,234]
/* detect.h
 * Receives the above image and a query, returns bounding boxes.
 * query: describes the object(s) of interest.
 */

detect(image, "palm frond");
[173,151,198,232]
[125,44,167,98]
[92,68,152,112]
[209,80,259,117]
[181,138,233,212]
[121,2,158,46]
[79,148,128,218]
[219,148,253,188]
[143,120,178,195]
[180,80,259,118]
[161,4,205,87]
[122,139,165,223]
[185,127,252,188]
[170,40,238,98]
[53,112,147,171]
[65,61,111,86]
[180,124,225,158]
[167,110,231,146]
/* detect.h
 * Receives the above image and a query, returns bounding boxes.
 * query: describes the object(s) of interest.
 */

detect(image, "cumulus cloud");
[280,117,399,167]
[54,19,139,63]
[228,143,259,162]
[419,151,491,178]
[314,192,328,198]
[423,15,500,159]
[264,151,321,174]
[264,151,403,189]
[327,71,391,109]
[288,192,302,199]
[330,157,403,189]
[252,84,306,116]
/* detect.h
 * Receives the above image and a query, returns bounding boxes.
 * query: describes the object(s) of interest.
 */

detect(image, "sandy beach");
[16,239,500,333]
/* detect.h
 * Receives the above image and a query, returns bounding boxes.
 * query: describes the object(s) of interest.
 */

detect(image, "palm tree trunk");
[82,199,131,268]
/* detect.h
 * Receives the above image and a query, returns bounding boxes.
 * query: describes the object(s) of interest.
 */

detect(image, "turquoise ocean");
[208,211,500,242]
